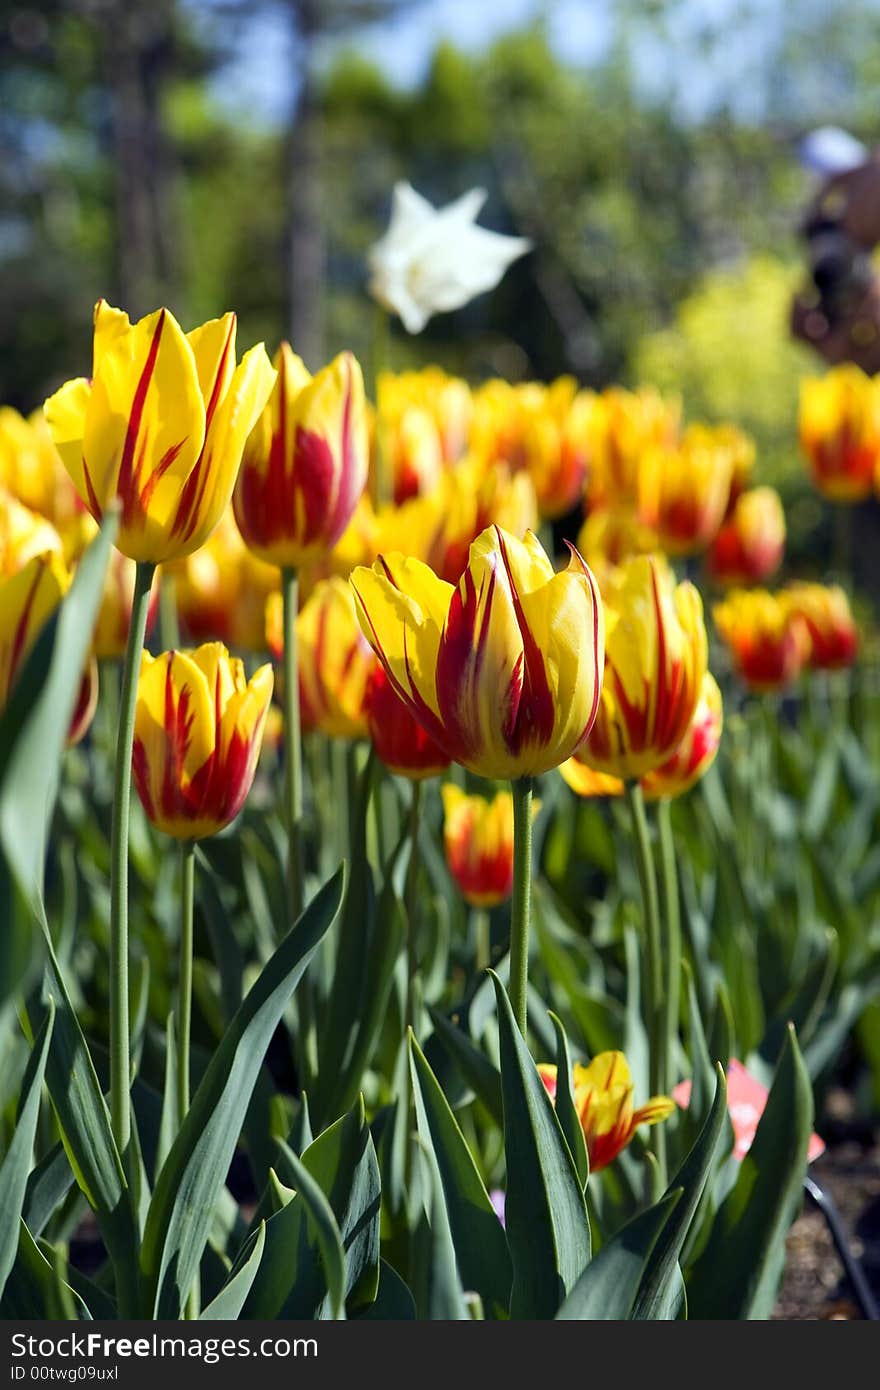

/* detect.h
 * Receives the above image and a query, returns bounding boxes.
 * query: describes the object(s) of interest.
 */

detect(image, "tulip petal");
[171,342,276,554]
[132,649,215,830]
[81,308,206,559]
[43,378,91,496]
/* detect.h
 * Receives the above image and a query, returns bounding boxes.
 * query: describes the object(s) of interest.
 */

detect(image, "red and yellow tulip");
[0,491,64,577]
[350,525,604,780]
[577,554,707,780]
[268,576,375,739]
[0,551,97,745]
[44,301,276,564]
[441,784,518,907]
[799,365,880,501]
[132,642,273,839]
[469,377,589,519]
[233,344,368,568]
[585,386,681,511]
[366,665,450,780]
[538,1052,674,1173]
[561,671,722,802]
[785,582,859,671]
[706,486,785,587]
[713,589,810,692]
[638,425,733,556]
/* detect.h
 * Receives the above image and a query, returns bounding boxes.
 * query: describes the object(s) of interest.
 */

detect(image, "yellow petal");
[186,313,238,409]
[43,378,91,496]
[92,300,132,377]
[134,648,215,821]
[351,554,452,722]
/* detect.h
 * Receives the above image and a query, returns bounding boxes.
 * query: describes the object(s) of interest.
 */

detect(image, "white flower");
[367,182,532,334]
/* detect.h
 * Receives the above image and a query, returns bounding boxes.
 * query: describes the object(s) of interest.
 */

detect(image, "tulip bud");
[706,486,785,586]
[441,784,517,907]
[785,582,859,670]
[713,589,810,692]
[799,364,880,501]
[538,1052,674,1173]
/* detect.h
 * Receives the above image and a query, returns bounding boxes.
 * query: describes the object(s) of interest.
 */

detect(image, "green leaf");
[688,1026,814,1320]
[352,1259,415,1320]
[199,1223,266,1320]
[0,1222,91,1320]
[409,1142,470,1320]
[548,1011,589,1188]
[556,1190,682,1320]
[156,1012,178,1177]
[632,1063,728,1320]
[0,1003,54,1300]
[242,1098,380,1319]
[427,1005,503,1126]
[409,1033,512,1315]
[141,867,344,1318]
[0,514,116,1006]
[490,972,591,1319]
[274,1153,347,1321]
[39,938,140,1315]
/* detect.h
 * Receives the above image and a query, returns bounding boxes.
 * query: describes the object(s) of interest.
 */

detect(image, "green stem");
[473,908,491,975]
[281,566,304,922]
[624,780,666,1185]
[509,778,534,1036]
[176,840,195,1132]
[404,779,422,1033]
[158,568,180,649]
[656,798,680,1100]
[109,560,155,1157]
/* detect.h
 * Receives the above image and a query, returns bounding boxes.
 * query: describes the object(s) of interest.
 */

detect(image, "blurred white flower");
[367,182,532,334]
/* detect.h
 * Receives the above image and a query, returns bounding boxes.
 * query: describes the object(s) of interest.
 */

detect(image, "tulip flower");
[0,551,96,745]
[382,404,444,505]
[538,1052,674,1174]
[713,589,810,692]
[785,582,859,670]
[350,524,604,781]
[640,671,723,800]
[267,576,375,740]
[638,427,733,556]
[469,377,589,520]
[366,666,449,780]
[132,643,273,839]
[560,671,722,803]
[44,301,276,564]
[798,364,880,501]
[0,491,63,577]
[706,486,785,586]
[578,555,707,781]
[232,344,368,569]
[367,181,531,334]
[575,506,657,594]
[586,386,681,511]
[441,784,519,907]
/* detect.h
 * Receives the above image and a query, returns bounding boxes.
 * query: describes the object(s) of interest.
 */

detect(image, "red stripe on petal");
[495,528,555,756]
[117,310,166,523]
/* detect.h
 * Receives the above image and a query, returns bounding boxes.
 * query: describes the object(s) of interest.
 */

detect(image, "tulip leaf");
[490,972,591,1319]
[22,1142,75,1239]
[632,1062,728,1320]
[241,1099,380,1319]
[409,1141,471,1321]
[0,1221,92,1321]
[38,936,140,1315]
[409,1033,512,1316]
[142,866,344,1318]
[548,1011,589,1189]
[0,1002,54,1301]
[687,1026,813,1320]
[556,1189,682,1320]
[353,1259,416,1320]
[0,512,116,1007]
[199,1222,266,1320]
[427,1005,504,1126]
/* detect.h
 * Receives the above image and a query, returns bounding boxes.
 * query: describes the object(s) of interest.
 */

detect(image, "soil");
[772,1091,880,1320]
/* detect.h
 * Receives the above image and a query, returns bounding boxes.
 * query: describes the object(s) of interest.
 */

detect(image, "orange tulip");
[538,1053,674,1173]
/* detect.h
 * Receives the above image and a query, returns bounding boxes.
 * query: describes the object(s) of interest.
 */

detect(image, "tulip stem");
[109,560,155,1158]
[509,777,534,1036]
[404,779,422,1033]
[656,798,680,1103]
[281,566,304,921]
[624,780,667,1186]
[177,840,195,1133]
[473,908,491,975]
